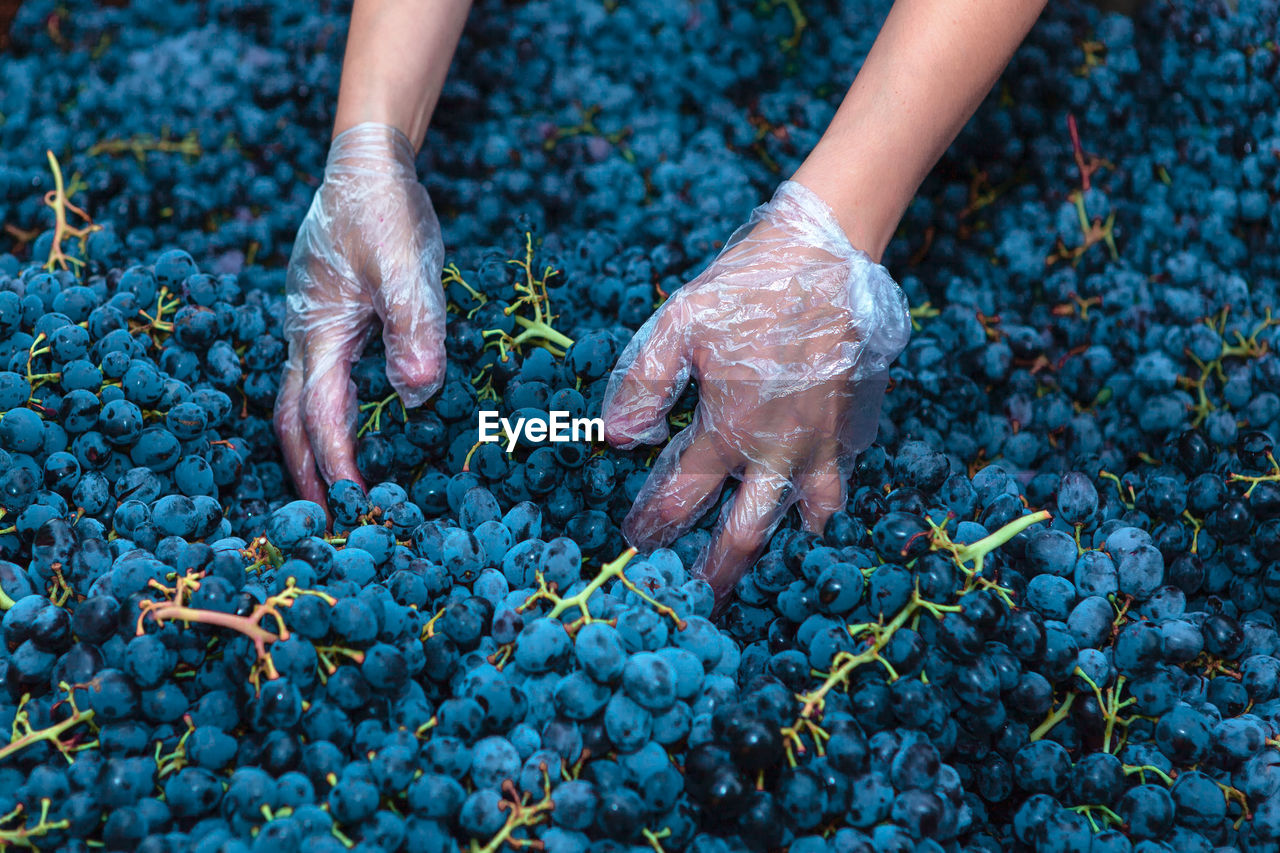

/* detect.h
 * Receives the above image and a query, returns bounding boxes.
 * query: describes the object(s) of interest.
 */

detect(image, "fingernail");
[388,361,443,408]
[604,416,665,449]
[603,423,638,449]
[395,384,435,408]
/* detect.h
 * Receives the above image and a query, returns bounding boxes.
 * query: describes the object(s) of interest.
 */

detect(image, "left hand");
[602,180,911,603]
[274,123,446,506]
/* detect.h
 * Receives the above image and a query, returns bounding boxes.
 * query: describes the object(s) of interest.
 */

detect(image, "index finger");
[275,349,328,508]
[603,298,692,449]
[621,422,729,552]
[698,464,794,604]
[300,321,368,490]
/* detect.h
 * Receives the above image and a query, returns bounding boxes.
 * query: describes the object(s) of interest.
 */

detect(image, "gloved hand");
[603,180,911,603]
[275,122,446,507]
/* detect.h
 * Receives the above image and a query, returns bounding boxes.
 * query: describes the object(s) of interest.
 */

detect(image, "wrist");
[787,174,885,260]
[788,139,911,262]
[332,97,426,152]
[326,122,418,173]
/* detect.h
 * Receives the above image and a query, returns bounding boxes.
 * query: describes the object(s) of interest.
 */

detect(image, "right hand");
[275,122,447,506]
[602,180,911,604]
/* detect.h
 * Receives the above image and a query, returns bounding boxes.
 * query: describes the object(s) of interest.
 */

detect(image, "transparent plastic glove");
[603,180,911,603]
[275,122,446,506]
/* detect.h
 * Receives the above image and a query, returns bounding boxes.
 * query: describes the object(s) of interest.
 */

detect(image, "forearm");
[333,0,472,152]
[791,0,1046,261]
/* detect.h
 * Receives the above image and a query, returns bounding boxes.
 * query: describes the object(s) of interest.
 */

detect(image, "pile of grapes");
[3,0,1280,851]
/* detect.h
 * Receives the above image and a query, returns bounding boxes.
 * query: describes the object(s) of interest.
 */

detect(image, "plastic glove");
[275,122,446,507]
[603,180,911,603]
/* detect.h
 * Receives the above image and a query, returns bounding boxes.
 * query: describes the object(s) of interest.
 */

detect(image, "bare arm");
[791,0,1047,262]
[332,0,473,151]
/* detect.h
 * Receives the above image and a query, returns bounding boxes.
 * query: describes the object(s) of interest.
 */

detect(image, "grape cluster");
[3,0,1280,851]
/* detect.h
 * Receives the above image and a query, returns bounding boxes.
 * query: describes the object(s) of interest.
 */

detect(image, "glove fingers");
[698,464,794,602]
[621,423,727,552]
[300,322,367,490]
[603,299,691,449]
[375,281,447,408]
[274,353,328,508]
[794,453,848,535]
[301,368,364,489]
[370,201,447,408]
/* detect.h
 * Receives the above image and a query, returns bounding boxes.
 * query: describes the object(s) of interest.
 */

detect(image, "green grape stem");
[0,684,97,763]
[1029,691,1077,741]
[0,799,71,848]
[471,774,555,853]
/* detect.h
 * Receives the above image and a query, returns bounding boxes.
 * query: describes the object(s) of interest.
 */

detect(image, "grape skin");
[3,1,1280,850]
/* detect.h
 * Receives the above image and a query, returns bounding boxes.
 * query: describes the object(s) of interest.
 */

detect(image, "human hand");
[275,122,446,506]
[603,180,911,603]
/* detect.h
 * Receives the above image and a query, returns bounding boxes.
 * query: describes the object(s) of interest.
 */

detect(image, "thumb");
[378,275,447,407]
[603,298,691,448]
[368,181,447,408]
